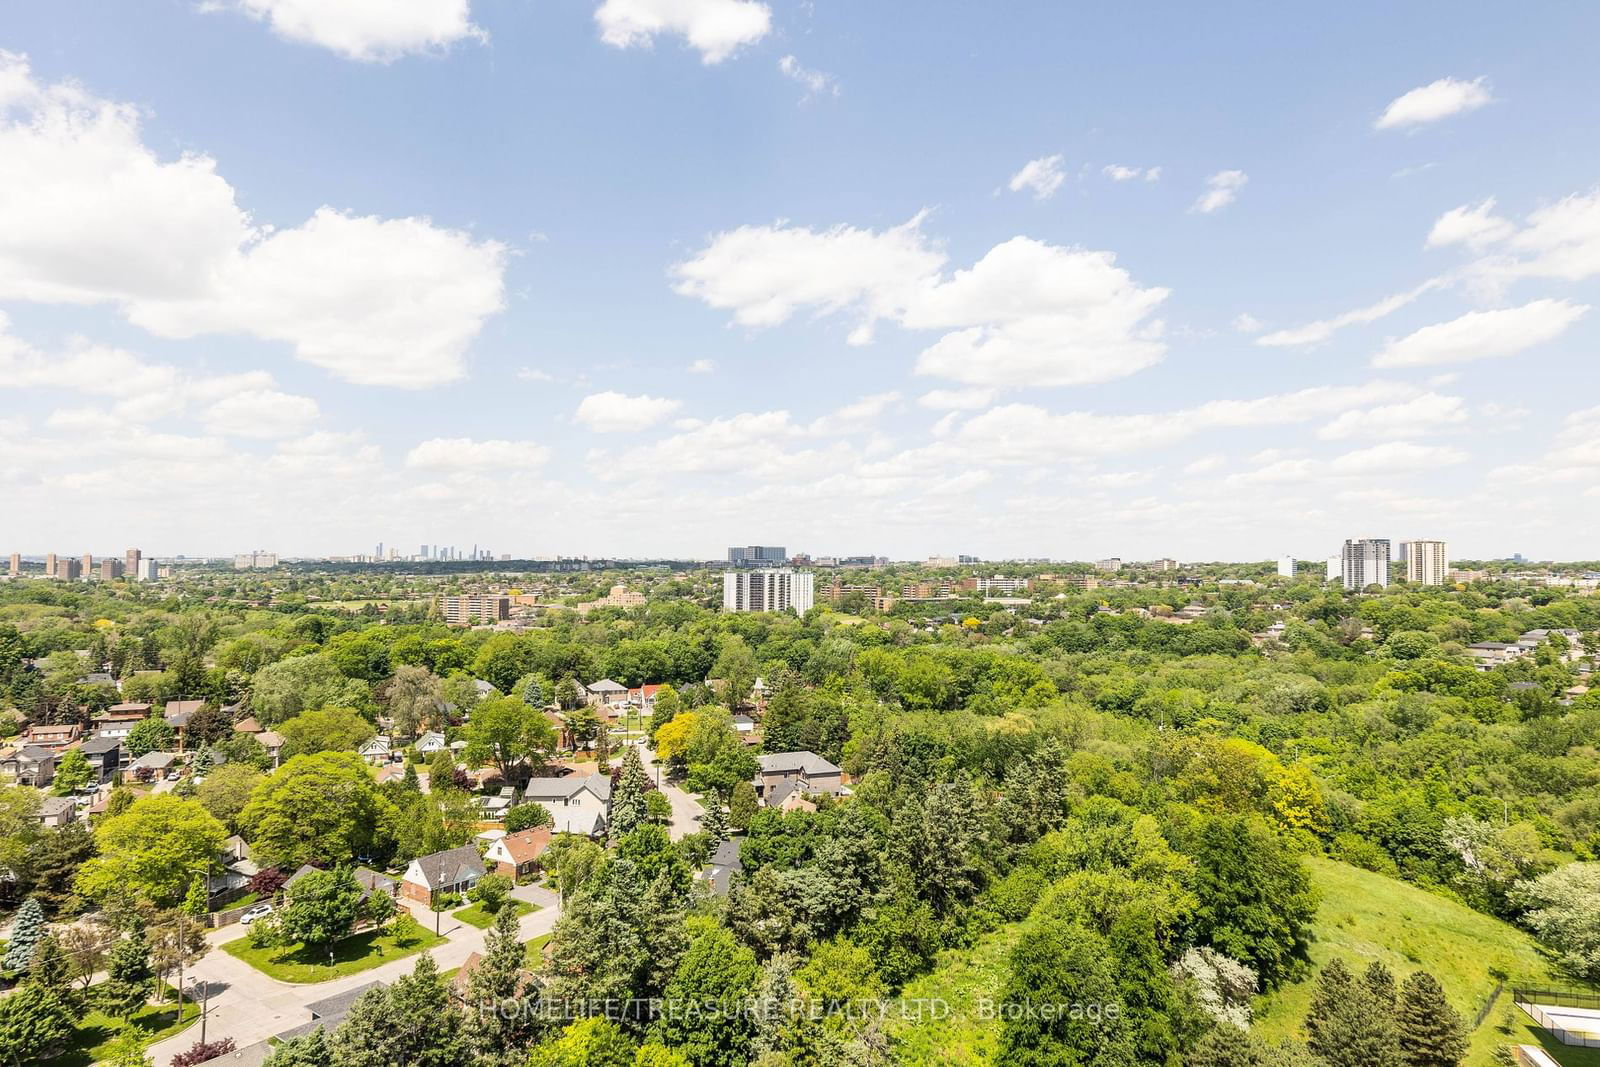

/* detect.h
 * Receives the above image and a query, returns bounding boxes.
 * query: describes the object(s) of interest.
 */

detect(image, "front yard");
[44,994,198,1067]
[222,923,447,983]
[453,899,535,929]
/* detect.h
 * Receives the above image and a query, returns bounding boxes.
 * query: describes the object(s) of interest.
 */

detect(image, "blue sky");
[3,1,1599,561]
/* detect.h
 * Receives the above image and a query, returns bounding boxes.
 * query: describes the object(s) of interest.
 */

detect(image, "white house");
[522,773,612,836]
[415,731,448,755]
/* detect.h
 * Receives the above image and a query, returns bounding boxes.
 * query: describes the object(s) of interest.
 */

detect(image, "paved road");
[146,884,560,1064]
[633,741,704,840]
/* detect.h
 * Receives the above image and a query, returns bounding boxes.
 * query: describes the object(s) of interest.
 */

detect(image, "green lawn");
[1254,857,1600,1067]
[222,924,448,983]
[525,932,553,965]
[45,995,198,1067]
[453,899,534,929]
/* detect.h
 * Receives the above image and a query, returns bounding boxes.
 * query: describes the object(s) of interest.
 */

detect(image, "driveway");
[146,886,561,1064]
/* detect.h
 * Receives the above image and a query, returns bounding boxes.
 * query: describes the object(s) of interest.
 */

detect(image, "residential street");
[145,884,561,1064]
[633,741,704,840]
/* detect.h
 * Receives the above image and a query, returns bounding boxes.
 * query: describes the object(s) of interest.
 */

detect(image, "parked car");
[166,770,181,781]
[239,903,274,925]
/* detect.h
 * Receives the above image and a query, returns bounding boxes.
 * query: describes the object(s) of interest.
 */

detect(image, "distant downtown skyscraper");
[1406,540,1449,586]
[1341,538,1391,591]
[728,545,787,565]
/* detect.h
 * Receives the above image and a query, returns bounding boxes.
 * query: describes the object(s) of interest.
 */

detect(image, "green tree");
[995,917,1134,1067]
[263,1027,331,1067]
[1510,862,1600,980]
[469,873,512,914]
[277,706,377,760]
[77,795,227,908]
[101,1026,155,1067]
[699,795,728,843]
[610,745,650,837]
[464,903,536,1062]
[385,665,443,739]
[124,716,176,759]
[51,747,93,795]
[3,897,46,973]
[0,982,73,1067]
[28,932,75,1005]
[238,752,395,870]
[280,867,366,954]
[528,1017,637,1067]
[101,919,154,1019]
[0,785,42,887]
[249,654,370,726]
[195,763,265,834]
[712,637,757,711]
[728,781,758,832]
[1397,970,1468,1067]
[1304,958,1399,1067]
[657,919,760,1067]
[462,696,557,785]
[330,953,467,1067]
[27,822,97,917]
[505,802,554,833]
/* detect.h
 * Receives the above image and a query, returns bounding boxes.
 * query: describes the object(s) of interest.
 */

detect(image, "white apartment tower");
[1405,540,1449,586]
[723,568,814,616]
[1277,556,1296,578]
[1341,538,1391,591]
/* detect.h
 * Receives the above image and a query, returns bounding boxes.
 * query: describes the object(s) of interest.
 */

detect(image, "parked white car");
[239,903,274,925]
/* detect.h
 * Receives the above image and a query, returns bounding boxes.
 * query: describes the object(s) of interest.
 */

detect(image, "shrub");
[468,874,512,914]
[171,1037,236,1066]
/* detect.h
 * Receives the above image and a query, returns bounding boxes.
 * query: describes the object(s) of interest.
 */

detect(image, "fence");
[1512,987,1600,1048]
[1471,980,1504,1030]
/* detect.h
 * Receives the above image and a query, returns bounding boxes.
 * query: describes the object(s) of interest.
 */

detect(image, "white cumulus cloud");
[0,53,507,388]
[1375,76,1492,130]
[574,391,683,432]
[1373,299,1588,368]
[1427,198,1514,249]
[224,0,485,62]
[1008,154,1066,200]
[595,0,771,63]
[1317,392,1467,440]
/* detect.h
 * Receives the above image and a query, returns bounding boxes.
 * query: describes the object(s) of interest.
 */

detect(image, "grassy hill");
[1254,856,1600,1067]
[888,856,1599,1066]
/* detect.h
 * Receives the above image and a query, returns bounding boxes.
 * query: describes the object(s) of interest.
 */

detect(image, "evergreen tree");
[610,746,650,838]
[101,919,154,1019]
[0,982,73,1067]
[1304,958,1399,1067]
[657,919,759,1067]
[1397,971,1468,1067]
[3,896,45,973]
[101,1026,155,1067]
[331,953,466,1067]
[996,917,1135,1067]
[402,762,421,793]
[263,1027,331,1067]
[28,933,76,1007]
[27,822,97,917]
[699,795,729,843]
[465,903,539,1064]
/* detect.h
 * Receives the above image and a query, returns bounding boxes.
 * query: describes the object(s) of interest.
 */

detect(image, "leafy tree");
[62,920,113,992]
[331,953,467,1067]
[3,897,46,973]
[995,917,1134,1067]
[196,763,265,834]
[611,745,650,837]
[728,781,758,832]
[505,802,555,833]
[646,791,672,824]
[277,706,377,760]
[124,716,176,758]
[0,785,42,890]
[657,918,760,1067]
[280,867,366,953]
[1510,862,1600,980]
[77,795,227,908]
[0,982,73,1067]
[1186,1026,1314,1067]
[364,885,398,934]
[1397,970,1468,1067]
[51,747,93,795]
[469,873,512,914]
[563,706,601,752]
[238,751,395,870]
[527,1017,637,1067]
[385,664,443,738]
[712,636,757,711]
[462,696,557,785]
[249,654,370,726]
[101,1027,155,1067]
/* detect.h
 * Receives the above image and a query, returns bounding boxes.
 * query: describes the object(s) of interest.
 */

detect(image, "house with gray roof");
[521,772,611,835]
[401,845,486,904]
[703,838,742,895]
[755,751,843,804]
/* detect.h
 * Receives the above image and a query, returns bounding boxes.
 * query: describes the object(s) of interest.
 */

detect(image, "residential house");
[128,750,178,782]
[479,785,517,820]
[285,863,397,903]
[755,751,844,804]
[401,845,487,904]
[36,795,78,828]
[1467,642,1531,671]
[164,700,206,751]
[702,838,742,896]
[415,731,448,755]
[211,835,259,897]
[522,773,612,836]
[765,779,819,813]
[78,736,122,783]
[232,717,263,736]
[21,723,82,752]
[625,684,663,712]
[94,707,151,741]
[257,730,284,768]
[583,679,629,708]
[275,982,384,1042]
[1,745,56,787]
[358,735,394,765]
[485,827,552,880]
